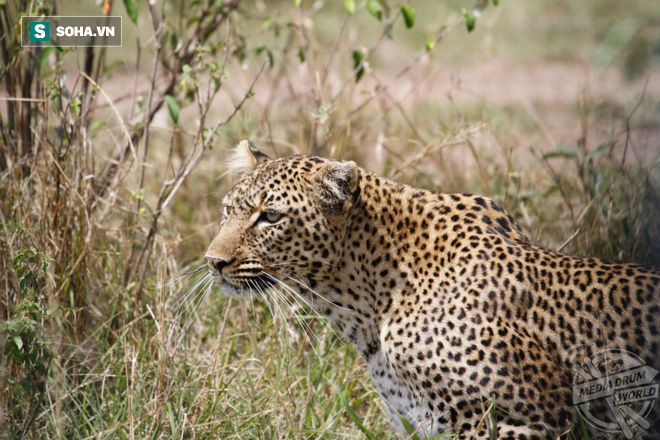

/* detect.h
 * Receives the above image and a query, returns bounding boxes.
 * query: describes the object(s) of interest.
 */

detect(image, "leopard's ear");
[313,160,359,212]
[225,140,270,176]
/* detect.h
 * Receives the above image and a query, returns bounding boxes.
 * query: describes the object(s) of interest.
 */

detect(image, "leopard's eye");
[265,211,282,223]
[255,210,283,226]
[224,205,232,215]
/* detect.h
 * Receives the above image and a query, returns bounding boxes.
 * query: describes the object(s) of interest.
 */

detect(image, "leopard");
[204,140,660,439]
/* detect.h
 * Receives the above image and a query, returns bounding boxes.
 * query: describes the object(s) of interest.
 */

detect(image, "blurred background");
[1,0,659,438]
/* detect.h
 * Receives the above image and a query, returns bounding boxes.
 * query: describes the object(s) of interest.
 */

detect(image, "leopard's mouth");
[210,270,275,298]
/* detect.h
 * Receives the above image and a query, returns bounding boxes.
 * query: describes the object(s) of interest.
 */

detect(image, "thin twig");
[136,1,165,214]
[389,124,485,179]
[557,229,580,253]
[133,60,267,296]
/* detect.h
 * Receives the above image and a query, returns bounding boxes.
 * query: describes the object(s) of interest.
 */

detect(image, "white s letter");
[35,24,45,39]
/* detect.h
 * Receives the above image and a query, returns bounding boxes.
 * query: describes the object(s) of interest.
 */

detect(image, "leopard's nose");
[205,255,231,273]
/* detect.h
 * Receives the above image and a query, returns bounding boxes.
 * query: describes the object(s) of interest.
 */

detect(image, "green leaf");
[344,0,356,14]
[71,93,82,116]
[352,50,365,82]
[89,120,107,136]
[19,277,29,291]
[493,0,499,5]
[397,413,421,439]
[38,47,55,71]
[366,0,383,21]
[123,0,138,25]
[586,142,609,158]
[131,188,147,202]
[14,335,23,351]
[338,389,377,440]
[267,49,274,68]
[104,60,123,79]
[425,38,436,52]
[164,95,179,124]
[543,144,578,160]
[170,33,181,54]
[464,11,476,32]
[401,5,416,29]
[212,76,221,92]
[294,0,301,6]
[577,409,591,440]
[298,47,305,63]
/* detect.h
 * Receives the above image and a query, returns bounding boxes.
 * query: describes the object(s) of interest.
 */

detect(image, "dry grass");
[1,0,659,438]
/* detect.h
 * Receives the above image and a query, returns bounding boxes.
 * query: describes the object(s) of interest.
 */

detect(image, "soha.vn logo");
[29,21,116,41]
[23,16,121,47]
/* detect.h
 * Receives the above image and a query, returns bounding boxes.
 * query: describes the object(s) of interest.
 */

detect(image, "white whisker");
[165,274,215,352]
[162,263,207,290]
[261,272,344,345]
[171,272,212,315]
[266,283,320,349]
[258,280,289,330]
[181,277,214,331]
[247,279,276,326]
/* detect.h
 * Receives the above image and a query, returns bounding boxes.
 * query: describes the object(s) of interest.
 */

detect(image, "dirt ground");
[83,55,659,165]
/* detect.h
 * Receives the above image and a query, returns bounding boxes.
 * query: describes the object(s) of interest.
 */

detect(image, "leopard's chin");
[219,279,256,298]
[210,273,262,299]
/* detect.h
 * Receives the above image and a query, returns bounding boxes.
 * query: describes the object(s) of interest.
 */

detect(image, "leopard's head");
[205,141,360,299]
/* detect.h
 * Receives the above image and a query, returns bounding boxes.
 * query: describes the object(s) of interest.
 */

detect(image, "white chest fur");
[366,350,440,436]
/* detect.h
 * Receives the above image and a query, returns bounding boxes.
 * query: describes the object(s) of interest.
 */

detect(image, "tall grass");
[1,0,658,438]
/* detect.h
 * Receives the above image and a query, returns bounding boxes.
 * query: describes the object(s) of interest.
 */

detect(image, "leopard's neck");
[304,171,439,358]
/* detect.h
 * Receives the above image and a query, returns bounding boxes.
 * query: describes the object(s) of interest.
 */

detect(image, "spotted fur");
[205,145,660,439]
